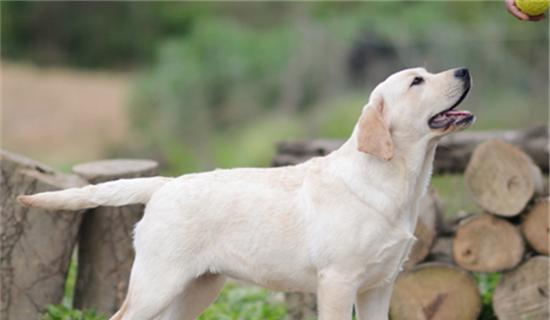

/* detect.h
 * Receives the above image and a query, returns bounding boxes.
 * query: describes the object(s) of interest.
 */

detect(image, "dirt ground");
[1,62,133,168]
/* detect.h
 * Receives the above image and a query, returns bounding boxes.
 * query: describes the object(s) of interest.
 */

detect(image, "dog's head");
[356,67,474,160]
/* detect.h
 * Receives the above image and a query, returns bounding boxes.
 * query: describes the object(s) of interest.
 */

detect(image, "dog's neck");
[329,131,438,232]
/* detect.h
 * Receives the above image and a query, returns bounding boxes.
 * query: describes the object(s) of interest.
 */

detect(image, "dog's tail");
[17,177,172,210]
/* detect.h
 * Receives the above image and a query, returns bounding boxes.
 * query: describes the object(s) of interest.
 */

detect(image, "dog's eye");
[410,76,424,87]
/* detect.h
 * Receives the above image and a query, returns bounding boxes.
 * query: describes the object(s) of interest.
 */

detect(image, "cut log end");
[521,197,550,255]
[493,256,549,320]
[390,262,481,320]
[465,139,543,217]
[453,214,524,272]
[73,159,158,183]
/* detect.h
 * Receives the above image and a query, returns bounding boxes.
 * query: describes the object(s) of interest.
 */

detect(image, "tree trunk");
[0,150,87,320]
[521,197,549,255]
[493,256,549,320]
[465,139,543,217]
[72,159,158,316]
[272,126,549,174]
[453,214,525,272]
[390,262,481,320]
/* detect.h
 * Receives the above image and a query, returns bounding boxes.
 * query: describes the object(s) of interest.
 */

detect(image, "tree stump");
[72,159,158,316]
[404,189,442,269]
[465,139,543,217]
[390,262,481,320]
[521,197,549,255]
[453,214,524,272]
[0,150,87,320]
[493,256,549,320]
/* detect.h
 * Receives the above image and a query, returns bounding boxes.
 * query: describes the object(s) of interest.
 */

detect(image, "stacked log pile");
[273,126,549,174]
[274,134,549,320]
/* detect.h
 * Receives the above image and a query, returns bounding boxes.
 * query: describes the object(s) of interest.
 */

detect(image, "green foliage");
[199,284,287,320]
[430,174,479,216]
[42,305,106,320]
[475,272,501,320]
[128,18,313,172]
[1,2,217,68]
[63,253,78,307]
[130,17,291,134]
[213,114,303,169]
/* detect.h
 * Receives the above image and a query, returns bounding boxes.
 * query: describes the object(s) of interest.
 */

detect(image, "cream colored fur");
[19,67,473,320]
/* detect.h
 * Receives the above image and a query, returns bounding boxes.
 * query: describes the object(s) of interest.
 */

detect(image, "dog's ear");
[356,97,394,161]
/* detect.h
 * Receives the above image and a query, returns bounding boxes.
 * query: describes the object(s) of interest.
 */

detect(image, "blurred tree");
[1,2,218,68]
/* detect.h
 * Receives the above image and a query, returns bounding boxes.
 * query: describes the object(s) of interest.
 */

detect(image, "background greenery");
[2,2,547,320]
[3,2,548,175]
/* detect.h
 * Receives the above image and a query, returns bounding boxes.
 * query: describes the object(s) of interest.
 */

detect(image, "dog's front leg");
[355,283,394,320]
[317,270,356,320]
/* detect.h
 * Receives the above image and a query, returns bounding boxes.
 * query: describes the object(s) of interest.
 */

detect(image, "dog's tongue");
[430,110,474,129]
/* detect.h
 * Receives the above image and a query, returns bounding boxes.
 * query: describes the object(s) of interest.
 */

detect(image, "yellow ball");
[516,0,550,16]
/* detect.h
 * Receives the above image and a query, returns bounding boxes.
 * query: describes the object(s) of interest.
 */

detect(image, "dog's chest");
[357,231,416,290]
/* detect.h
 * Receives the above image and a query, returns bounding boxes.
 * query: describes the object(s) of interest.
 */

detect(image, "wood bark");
[272,126,548,174]
[493,256,549,320]
[390,262,481,320]
[521,197,549,255]
[465,139,543,217]
[72,159,158,316]
[453,214,525,272]
[0,150,87,320]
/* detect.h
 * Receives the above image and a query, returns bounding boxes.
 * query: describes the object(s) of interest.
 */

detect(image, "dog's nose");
[454,68,470,81]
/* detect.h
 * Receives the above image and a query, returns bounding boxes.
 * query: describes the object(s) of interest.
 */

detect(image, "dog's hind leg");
[157,273,226,320]
[109,255,193,320]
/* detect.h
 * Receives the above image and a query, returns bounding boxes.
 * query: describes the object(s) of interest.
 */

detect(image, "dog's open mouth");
[428,87,475,130]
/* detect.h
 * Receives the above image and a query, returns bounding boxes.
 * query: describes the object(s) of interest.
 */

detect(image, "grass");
[431,174,479,217]
[198,283,287,320]
[46,254,288,320]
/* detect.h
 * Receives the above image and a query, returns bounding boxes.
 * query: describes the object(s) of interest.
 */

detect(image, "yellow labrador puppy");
[19,67,474,320]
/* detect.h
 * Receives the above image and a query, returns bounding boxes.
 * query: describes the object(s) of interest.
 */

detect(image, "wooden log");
[493,256,549,320]
[272,126,549,174]
[427,237,454,264]
[390,262,481,320]
[521,197,549,255]
[403,189,443,269]
[0,150,87,320]
[453,214,525,272]
[434,125,548,174]
[465,139,543,217]
[72,159,158,316]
